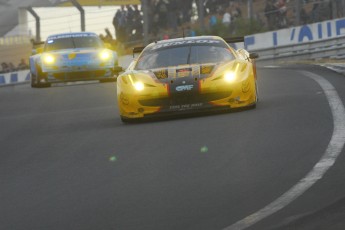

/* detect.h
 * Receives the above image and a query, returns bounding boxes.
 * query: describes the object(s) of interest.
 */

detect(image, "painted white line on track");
[223,71,345,230]
[263,66,280,68]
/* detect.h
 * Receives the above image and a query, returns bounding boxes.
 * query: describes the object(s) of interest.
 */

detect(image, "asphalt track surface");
[1,65,345,230]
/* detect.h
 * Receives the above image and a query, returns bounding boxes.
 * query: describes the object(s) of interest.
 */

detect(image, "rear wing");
[132,46,145,57]
[224,37,244,44]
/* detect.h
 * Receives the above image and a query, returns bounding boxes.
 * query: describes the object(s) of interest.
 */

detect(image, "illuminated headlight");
[43,54,55,64]
[224,71,236,82]
[134,81,144,91]
[99,50,112,60]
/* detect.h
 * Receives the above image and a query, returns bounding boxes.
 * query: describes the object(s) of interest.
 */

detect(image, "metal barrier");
[253,36,345,64]
[0,70,30,86]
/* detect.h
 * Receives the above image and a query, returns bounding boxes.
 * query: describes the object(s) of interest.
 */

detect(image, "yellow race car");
[117,36,258,122]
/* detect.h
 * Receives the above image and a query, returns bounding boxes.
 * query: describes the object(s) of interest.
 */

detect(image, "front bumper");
[41,68,115,83]
[118,87,256,119]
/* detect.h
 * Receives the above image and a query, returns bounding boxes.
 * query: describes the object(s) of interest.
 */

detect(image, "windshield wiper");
[71,36,76,49]
[186,45,192,64]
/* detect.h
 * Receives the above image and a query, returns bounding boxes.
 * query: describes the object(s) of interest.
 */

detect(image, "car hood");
[129,60,246,83]
[44,48,103,55]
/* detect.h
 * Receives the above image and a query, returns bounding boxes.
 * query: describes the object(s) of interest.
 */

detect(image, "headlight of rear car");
[43,54,55,64]
[133,81,145,91]
[99,50,112,60]
[224,71,236,82]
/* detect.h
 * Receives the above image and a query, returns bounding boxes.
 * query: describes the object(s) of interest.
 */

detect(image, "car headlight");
[99,50,112,60]
[224,71,236,82]
[133,81,144,91]
[43,54,55,64]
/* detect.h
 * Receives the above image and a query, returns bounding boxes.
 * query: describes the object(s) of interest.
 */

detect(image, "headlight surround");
[224,71,236,82]
[133,81,145,91]
[43,54,55,64]
[99,50,112,61]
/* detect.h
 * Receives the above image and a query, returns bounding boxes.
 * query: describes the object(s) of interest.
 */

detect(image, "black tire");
[120,116,141,123]
[120,116,131,123]
[31,65,51,88]
[247,103,257,109]
[30,73,38,88]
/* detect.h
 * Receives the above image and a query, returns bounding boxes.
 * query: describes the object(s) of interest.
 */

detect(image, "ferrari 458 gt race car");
[117,36,259,122]
[30,32,122,88]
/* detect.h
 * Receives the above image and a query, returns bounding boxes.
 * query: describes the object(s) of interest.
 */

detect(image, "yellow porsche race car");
[117,36,259,122]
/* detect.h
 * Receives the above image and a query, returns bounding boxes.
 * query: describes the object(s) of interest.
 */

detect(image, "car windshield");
[135,44,235,70]
[44,36,103,51]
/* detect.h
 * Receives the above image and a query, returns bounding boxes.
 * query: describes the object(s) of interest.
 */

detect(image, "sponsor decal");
[151,40,220,50]
[176,84,194,92]
[169,103,203,110]
[176,67,192,78]
[48,33,97,40]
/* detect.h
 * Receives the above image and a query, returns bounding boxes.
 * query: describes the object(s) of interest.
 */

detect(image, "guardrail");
[0,70,30,86]
[253,35,345,64]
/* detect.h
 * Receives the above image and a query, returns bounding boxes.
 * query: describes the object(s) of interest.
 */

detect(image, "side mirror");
[113,66,123,74]
[249,53,259,59]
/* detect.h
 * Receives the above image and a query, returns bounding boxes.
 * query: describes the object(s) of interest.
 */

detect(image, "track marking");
[223,71,345,230]
[263,66,280,68]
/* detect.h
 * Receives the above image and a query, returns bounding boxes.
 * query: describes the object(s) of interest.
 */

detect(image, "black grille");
[52,70,108,80]
[138,91,232,107]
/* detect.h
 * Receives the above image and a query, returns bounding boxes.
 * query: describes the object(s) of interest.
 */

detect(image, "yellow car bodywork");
[117,36,258,121]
